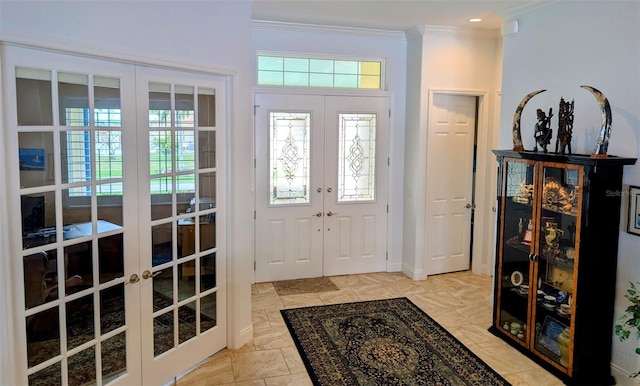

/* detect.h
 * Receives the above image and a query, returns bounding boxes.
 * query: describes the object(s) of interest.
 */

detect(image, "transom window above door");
[257,53,384,90]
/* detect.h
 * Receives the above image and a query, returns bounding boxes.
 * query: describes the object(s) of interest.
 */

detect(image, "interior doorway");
[424,93,479,276]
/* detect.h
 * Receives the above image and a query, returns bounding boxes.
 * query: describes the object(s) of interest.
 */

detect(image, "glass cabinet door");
[532,164,581,369]
[496,158,537,343]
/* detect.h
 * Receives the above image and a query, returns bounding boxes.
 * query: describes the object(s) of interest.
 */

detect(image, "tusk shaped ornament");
[580,85,612,158]
[512,90,546,151]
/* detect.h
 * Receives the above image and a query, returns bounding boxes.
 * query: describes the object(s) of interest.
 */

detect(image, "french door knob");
[125,273,140,284]
[326,211,338,217]
[313,211,323,217]
[327,187,333,193]
[142,270,162,280]
[317,188,322,193]
[466,203,472,209]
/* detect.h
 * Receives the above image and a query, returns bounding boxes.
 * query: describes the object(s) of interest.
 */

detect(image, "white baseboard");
[612,363,640,386]
[401,263,427,281]
[228,323,253,350]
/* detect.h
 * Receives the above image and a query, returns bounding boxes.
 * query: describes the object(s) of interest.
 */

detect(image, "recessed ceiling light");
[469,18,482,23]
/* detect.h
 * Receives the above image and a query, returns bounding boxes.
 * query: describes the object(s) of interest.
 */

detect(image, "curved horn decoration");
[580,85,612,158]
[512,90,546,151]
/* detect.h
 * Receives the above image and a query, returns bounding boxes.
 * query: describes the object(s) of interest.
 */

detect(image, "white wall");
[252,22,408,271]
[0,0,255,381]
[403,27,502,279]
[500,1,640,380]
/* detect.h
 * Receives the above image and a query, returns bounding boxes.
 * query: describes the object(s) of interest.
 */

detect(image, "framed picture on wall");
[628,185,640,236]
[19,148,45,171]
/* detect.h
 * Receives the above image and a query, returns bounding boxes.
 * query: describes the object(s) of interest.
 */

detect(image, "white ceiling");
[251,0,546,31]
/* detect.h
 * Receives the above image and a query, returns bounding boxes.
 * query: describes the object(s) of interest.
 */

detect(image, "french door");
[2,46,226,385]
[254,93,389,282]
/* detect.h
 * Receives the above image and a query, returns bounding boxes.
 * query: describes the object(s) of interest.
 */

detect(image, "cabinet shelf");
[491,150,636,385]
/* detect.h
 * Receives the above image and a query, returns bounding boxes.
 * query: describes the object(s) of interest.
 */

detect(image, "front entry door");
[255,94,389,282]
[425,93,477,275]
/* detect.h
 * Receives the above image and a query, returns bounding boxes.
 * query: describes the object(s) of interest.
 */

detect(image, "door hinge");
[387,205,389,213]
[253,104,260,115]
[388,157,390,166]
[254,210,256,220]
[254,261,256,270]
[254,158,256,168]
[386,251,388,260]
[389,109,391,118]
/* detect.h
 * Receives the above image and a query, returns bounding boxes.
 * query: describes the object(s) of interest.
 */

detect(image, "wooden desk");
[178,219,216,280]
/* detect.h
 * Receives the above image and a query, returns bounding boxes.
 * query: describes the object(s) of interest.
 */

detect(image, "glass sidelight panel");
[198,130,216,169]
[68,347,96,386]
[198,88,215,127]
[102,332,127,382]
[200,293,217,332]
[16,67,53,126]
[58,73,89,127]
[175,86,194,128]
[21,192,56,250]
[338,113,377,202]
[269,112,311,205]
[19,132,54,189]
[94,76,121,127]
[149,83,172,127]
[152,222,173,267]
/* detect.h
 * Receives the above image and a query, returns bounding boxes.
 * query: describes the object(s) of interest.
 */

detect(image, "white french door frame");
[424,88,497,277]
[0,42,233,385]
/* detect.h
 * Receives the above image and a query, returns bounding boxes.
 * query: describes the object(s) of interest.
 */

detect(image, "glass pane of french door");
[137,67,226,384]
[9,47,142,386]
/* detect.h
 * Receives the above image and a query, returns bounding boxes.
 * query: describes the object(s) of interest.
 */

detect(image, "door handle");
[125,273,140,285]
[313,211,323,217]
[326,211,338,217]
[317,188,322,193]
[142,270,162,280]
[327,187,333,193]
[466,203,472,209]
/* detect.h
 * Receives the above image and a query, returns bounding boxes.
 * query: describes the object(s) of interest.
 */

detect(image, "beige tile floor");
[176,270,564,385]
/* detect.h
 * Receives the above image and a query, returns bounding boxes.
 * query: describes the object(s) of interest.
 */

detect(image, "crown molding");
[405,25,501,40]
[0,29,237,76]
[252,20,406,40]
[496,0,554,20]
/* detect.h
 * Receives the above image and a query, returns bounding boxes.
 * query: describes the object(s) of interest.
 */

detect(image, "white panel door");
[255,94,389,282]
[425,94,476,275]
[323,96,389,276]
[254,95,325,282]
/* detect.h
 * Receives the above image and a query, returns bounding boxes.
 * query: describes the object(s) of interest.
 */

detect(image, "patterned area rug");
[281,297,511,386]
[273,276,339,295]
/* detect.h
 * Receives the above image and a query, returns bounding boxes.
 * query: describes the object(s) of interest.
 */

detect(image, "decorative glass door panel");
[269,112,311,205]
[496,159,536,344]
[338,113,376,202]
[532,164,581,368]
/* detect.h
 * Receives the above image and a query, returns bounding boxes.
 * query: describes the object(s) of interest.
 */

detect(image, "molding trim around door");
[0,29,237,77]
[425,88,496,277]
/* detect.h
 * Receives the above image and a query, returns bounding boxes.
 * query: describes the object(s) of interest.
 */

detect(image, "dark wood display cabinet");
[489,150,636,385]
